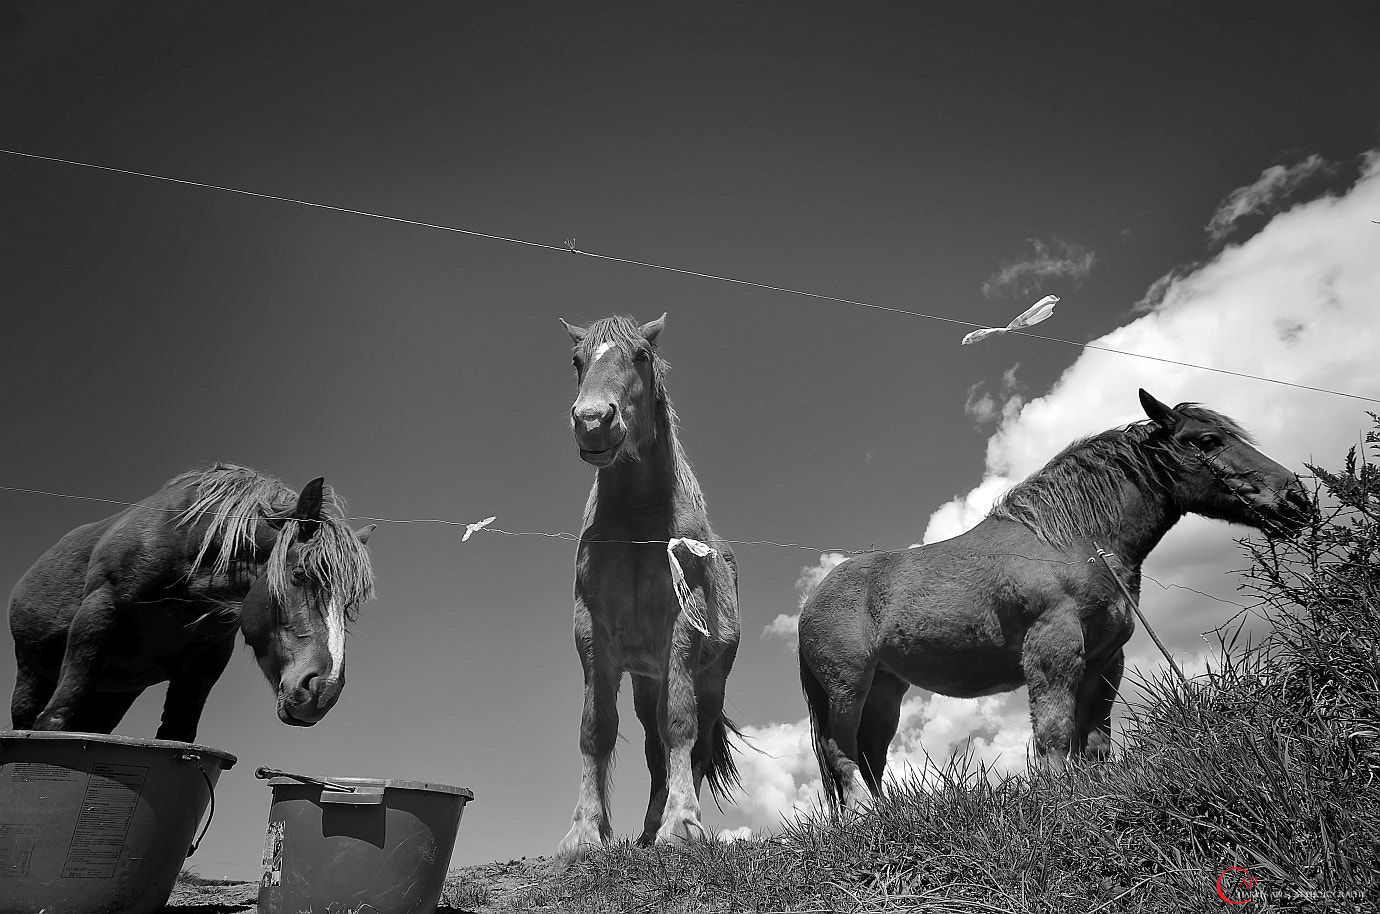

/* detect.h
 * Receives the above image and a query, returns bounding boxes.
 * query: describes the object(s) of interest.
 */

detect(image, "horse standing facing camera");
[798,389,1310,810]
[556,313,741,865]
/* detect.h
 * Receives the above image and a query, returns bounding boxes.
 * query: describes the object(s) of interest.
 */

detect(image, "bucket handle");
[254,765,357,792]
[179,754,215,857]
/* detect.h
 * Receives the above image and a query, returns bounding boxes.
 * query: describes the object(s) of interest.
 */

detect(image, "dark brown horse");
[555,313,741,864]
[799,390,1310,809]
[9,464,375,742]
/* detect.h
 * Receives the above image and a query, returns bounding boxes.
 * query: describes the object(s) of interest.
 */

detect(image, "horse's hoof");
[655,814,708,845]
[555,827,601,867]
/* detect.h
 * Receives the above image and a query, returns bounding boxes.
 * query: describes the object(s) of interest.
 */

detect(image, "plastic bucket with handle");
[0,729,236,914]
[256,766,473,914]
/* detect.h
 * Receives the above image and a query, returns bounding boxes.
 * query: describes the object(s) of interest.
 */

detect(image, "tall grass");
[511,420,1380,913]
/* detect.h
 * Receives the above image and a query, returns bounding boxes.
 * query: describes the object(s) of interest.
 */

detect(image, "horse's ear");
[639,312,667,345]
[355,523,376,545]
[561,318,587,344]
[292,476,325,540]
[1138,389,1182,431]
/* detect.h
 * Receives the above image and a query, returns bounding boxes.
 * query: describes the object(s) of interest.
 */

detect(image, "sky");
[1,1,1378,880]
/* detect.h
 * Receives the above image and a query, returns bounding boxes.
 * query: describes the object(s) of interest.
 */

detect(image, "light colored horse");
[555,313,741,865]
[799,390,1310,809]
[9,464,375,741]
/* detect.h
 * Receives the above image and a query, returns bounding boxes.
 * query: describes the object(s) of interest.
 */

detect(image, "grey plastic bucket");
[0,729,237,914]
[257,771,473,914]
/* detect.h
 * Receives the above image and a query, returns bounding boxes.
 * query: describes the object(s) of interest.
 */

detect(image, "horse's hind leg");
[10,659,55,729]
[654,635,710,846]
[1076,648,1124,760]
[632,673,667,846]
[691,643,738,801]
[857,669,908,796]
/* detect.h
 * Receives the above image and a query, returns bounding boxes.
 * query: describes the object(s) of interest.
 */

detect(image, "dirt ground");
[159,856,568,913]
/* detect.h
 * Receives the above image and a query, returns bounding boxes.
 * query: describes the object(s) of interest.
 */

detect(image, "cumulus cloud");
[981,238,1096,299]
[964,364,1025,428]
[734,150,1380,834]
[1205,153,1332,244]
[761,551,849,648]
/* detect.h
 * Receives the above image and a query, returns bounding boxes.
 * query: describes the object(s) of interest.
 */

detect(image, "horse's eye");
[291,568,308,586]
[634,349,650,363]
[1195,434,1223,451]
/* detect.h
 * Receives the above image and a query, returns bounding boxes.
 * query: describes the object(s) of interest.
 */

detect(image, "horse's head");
[561,313,667,467]
[1140,389,1311,537]
[239,477,376,727]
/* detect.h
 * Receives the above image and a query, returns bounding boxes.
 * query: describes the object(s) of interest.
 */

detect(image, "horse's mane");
[988,404,1253,548]
[170,464,375,617]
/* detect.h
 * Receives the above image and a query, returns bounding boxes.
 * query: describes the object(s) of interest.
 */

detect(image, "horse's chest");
[1084,592,1136,653]
[582,555,678,675]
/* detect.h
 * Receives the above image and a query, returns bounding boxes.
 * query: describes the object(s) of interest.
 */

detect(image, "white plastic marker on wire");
[462,516,496,542]
[667,537,717,636]
[961,294,1060,345]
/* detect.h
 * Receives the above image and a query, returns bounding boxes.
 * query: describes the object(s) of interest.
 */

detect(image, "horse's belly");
[879,625,1025,698]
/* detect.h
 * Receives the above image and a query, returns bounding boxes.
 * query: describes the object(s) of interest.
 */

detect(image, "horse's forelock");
[173,465,374,617]
[575,314,670,397]
[1171,403,1257,444]
[266,515,375,621]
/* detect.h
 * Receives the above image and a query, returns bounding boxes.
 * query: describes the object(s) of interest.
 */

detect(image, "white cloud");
[964,365,1025,428]
[982,238,1096,299]
[1205,153,1332,244]
[761,552,849,648]
[737,149,1380,831]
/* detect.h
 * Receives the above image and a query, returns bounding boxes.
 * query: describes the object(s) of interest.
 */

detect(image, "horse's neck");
[591,425,699,533]
[1100,480,1183,569]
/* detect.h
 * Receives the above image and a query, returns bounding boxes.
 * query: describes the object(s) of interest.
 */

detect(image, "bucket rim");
[0,729,238,767]
[266,775,473,799]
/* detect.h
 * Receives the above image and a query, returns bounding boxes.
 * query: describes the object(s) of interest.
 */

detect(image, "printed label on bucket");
[0,823,39,878]
[261,820,284,888]
[61,763,148,879]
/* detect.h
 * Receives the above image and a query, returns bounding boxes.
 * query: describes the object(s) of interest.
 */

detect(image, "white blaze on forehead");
[593,342,614,361]
[324,600,346,682]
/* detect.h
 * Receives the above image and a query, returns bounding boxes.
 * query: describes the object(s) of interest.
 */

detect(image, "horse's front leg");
[1022,605,1086,772]
[1076,647,1124,760]
[655,625,708,845]
[632,673,668,845]
[158,637,236,742]
[34,585,120,731]
[556,617,621,866]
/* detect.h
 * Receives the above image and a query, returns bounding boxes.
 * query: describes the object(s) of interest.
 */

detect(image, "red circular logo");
[1216,867,1256,904]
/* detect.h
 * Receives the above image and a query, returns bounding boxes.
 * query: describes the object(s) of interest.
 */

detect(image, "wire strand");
[0,483,1272,611]
[3,147,1375,404]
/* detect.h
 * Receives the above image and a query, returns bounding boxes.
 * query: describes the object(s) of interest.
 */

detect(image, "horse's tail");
[799,650,843,812]
[704,711,744,804]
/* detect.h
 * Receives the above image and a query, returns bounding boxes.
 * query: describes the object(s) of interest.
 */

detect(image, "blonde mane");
[171,464,375,617]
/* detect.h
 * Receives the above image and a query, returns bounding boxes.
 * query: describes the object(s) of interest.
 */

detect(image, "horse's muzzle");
[277,675,343,726]
[579,438,624,467]
[1267,482,1316,537]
